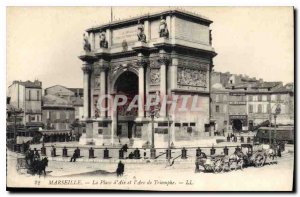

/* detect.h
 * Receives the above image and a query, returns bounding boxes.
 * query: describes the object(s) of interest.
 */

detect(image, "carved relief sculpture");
[177,67,207,87]
[137,20,146,43]
[122,40,128,51]
[99,31,108,48]
[150,69,160,85]
[95,76,100,89]
[83,33,91,52]
[159,16,169,38]
[110,62,139,76]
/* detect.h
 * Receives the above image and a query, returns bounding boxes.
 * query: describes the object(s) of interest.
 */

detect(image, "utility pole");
[110,7,113,22]
[167,114,171,165]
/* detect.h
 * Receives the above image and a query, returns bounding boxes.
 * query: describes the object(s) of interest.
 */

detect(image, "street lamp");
[273,105,281,145]
[145,93,161,159]
[268,103,281,145]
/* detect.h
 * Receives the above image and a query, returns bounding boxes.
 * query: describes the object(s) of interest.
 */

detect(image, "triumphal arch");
[79,9,217,147]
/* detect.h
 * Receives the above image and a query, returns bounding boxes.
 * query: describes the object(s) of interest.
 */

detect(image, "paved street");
[7,148,294,191]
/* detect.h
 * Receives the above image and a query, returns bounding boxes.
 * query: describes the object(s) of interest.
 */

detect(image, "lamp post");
[167,114,172,166]
[147,101,160,149]
[274,105,281,145]
[269,103,281,145]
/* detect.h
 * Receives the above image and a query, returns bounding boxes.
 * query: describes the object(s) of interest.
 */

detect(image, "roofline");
[45,84,71,91]
[86,9,213,33]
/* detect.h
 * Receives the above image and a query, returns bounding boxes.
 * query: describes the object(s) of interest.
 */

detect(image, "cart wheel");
[254,154,265,167]
[213,159,223,173]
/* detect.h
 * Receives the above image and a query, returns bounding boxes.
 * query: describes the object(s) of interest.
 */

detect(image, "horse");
[37,157,48,177]
[29,157,48,177]
[225,151,244,171]
[266,147,277,164]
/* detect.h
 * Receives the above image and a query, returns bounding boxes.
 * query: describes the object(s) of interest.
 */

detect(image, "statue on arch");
[159,16,169,38]
[99,31,108,48]
[137,20,146,43]
[83,33,91,52]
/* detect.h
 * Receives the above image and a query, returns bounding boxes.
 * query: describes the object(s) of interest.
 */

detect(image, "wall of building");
[172,93,210,140]
[211,92,229,132]
[42,108,75,130]
[25,88,42,124]
[8,83,25,111]
[45,85,75,99]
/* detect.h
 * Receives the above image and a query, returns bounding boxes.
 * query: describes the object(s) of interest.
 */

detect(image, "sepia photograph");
[6,6,294,191]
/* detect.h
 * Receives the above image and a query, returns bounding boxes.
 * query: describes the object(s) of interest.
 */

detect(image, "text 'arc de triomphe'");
[79,9,217,147]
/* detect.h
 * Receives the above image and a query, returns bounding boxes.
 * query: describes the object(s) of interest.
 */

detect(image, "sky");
[6,7,294,90]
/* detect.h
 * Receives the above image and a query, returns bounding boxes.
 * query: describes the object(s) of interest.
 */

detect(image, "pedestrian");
[143,148,146,159]
[70,150,78,162]
[33,148,40,160]
[222,129,225,136]
[277,144,282,157]
[122,144,128,158]
[116,161,125,177]
[128,152,134,159]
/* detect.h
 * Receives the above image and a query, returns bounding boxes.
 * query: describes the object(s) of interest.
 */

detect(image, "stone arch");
[111,68,139,93]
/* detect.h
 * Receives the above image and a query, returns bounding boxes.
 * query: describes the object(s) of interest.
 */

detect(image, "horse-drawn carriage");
[16,150,49,176]
[195,143,277,173]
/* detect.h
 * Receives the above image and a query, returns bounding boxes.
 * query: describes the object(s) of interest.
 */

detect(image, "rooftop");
[86,9,212,33]
[10,80,42,88]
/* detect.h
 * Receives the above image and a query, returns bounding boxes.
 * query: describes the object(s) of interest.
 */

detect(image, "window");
[223,105,227,113]
[56,111,60,119]
[257,104,262,113]
[249,104,253,113]
[223,95,227,101]
[158,122,168,127]
[182,123,189,127]
[224,121,227,126]
[175,123,181,127]
[37,90,39,101]
[267,95,271,101]
[98,122,108,127]
[190,122,196,127]
[215,95,220,102]
[37,115,39,122]
[28,90,31,101]
[66,111,69,120]
[216,105,220,113]
[248,95,253,101]
[277,94,282,101]
[258,95,262,101]
[98,129,103,134]
[30,115,35,122]
[262,95,267,101]
[267,104,271,114]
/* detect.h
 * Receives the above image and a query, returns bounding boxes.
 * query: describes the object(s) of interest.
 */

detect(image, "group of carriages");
[195,143,278,173]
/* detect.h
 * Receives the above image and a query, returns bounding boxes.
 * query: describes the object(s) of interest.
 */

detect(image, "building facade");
[7,80,43,129]
[79,10,217,147]
[45,85,84,121]
[42,94,75,130]
[210,89,229,134]
[211,71,294,134]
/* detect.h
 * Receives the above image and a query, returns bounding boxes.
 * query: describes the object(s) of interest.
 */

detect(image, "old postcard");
[6,7,294,191]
